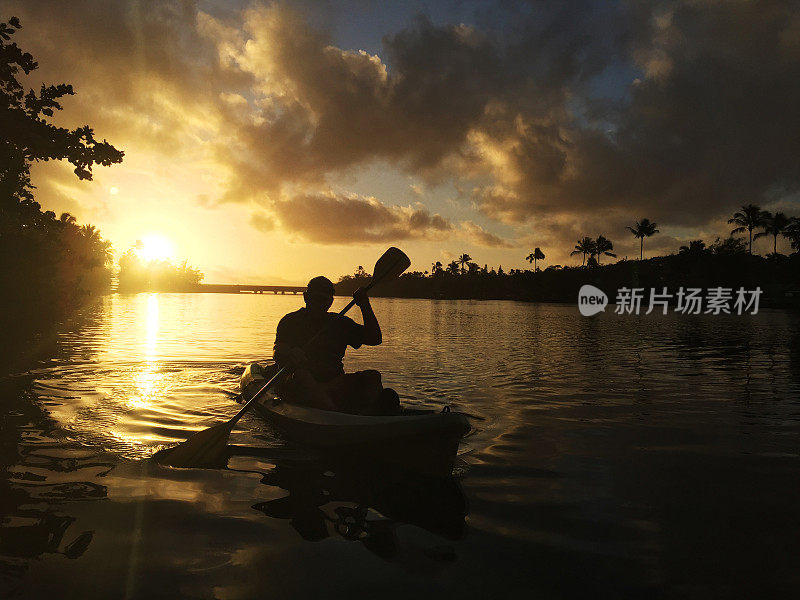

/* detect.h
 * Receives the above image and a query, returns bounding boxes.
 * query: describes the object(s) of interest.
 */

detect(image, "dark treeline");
[0,209,114,318]
[1,17,123,326]
[337,205,800,307]
[337,249,800,308]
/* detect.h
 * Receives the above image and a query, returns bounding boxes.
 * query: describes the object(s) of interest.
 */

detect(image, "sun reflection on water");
[145,293,159,360]
[113,294,165,445]
[130,293,161,412]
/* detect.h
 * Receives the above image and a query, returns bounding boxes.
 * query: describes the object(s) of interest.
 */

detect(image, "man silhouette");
[273,276,399,414]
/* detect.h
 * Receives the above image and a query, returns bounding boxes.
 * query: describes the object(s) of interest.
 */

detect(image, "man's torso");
[275,308,365,381]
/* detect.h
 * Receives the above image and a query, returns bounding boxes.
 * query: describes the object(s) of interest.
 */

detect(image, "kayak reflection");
[242,453,468,563]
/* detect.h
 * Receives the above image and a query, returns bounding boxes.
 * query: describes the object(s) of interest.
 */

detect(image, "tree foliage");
[1,17,123,209]
[0,17,123,322]
[118,247,204,293]
[335,251,800,308]
[626,219,659,260]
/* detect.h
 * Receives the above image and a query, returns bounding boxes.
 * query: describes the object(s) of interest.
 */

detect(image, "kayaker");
[272,276,400,415]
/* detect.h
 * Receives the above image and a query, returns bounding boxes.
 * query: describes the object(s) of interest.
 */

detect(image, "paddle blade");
[370,247,411,287]
[154,420,235,468]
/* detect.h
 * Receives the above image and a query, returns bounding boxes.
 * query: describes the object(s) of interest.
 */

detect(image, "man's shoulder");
[277,308,306,327]
[278,309,358,329]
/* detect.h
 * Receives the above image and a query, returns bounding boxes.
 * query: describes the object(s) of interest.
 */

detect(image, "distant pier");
[195,284,305,294]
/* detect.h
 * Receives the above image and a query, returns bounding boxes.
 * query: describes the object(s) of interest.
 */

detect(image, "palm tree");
[627,218,659,260]
[593,236,616,265]
[431,261,443,276]
[457,253,472,274]
[785,217,800,253]
[80,224,101,244]
[446,260,460,275]
[533,247,545,270]
[570,237,596,266]
[525,247,546,270]
[101,239,114,266]
[79,224,113,266]
[754,211,791,256]
[728,204,768,255]
[58,212,78,234]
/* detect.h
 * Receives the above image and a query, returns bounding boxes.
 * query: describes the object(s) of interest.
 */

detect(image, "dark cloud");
[211,6,504,199]
[269,191,452,244]
[222,1,800,232]
[469,1,800,228]
[9,0,800,259]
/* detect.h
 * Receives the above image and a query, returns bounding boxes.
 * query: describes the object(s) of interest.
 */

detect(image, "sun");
[137,234,175,262]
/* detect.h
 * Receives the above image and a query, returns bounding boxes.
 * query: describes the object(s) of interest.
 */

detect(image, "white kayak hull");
[240,363,470,476]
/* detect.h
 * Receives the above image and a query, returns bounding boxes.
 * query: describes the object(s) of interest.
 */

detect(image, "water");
[2,294,799,598]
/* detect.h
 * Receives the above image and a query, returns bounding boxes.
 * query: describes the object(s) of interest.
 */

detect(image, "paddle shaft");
[229,276,385,426]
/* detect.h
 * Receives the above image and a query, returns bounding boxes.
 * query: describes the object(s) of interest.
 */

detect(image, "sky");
[7,0,800,284]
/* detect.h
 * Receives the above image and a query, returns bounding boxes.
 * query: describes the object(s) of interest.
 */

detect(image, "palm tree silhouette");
[525,247,545,270]
[431,261,443,275]
[728,204,768,255]
[457,253,472,274]
[786,217,800,252]
[754,211,791,256]
[626,219,659,260]
[534,247,545,270]
[446,260,460,275]
[59,212,77,228]
[593,236,616,265]
[80,224,113,266]
[570,237,596,266]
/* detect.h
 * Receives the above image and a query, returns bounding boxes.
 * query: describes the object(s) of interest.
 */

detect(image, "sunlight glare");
[138,234,175,262]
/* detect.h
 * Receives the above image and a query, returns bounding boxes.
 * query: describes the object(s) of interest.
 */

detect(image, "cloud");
[460,221,512,248]
[8,1,251,154]
[223,1,800,234]
[249,211,275,233]
[205,5,505,201]
[409,183,424,197]
[467,1,800,230]
[267,191,452,244]
[10,1,800,264]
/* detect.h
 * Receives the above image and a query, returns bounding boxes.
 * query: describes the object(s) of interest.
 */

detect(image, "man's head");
[304,276,335,313]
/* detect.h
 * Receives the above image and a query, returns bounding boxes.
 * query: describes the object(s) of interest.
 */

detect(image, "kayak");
[240,363,471,476]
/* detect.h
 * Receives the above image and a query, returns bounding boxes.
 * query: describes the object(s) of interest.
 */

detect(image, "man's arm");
[353,287,381,345]
[273,341,306,367]
[273,316,307,367]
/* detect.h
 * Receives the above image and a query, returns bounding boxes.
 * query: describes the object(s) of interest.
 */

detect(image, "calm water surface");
[2,294,799,598]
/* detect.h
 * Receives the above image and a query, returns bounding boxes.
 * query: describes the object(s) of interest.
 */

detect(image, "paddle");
[157,247,411,468]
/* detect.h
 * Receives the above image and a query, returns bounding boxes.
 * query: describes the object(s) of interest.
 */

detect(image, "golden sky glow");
[9,1,800,283]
